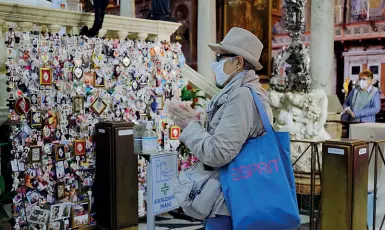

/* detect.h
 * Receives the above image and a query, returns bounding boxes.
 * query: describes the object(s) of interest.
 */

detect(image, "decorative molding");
[0,3,181,40]
[343,49,385,57]
[273,21,385,49]
[181,65,219,98]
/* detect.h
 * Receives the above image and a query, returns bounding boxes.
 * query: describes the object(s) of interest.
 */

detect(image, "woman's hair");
[243,60,255,70]
[359,69,374,79]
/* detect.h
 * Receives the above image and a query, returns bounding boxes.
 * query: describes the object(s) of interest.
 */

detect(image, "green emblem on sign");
[161,183,169,196]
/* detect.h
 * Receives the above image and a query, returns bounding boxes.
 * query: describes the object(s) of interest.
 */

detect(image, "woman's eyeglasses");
[216,54,236,62]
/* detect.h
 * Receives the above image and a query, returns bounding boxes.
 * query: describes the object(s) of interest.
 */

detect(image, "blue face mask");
[211,58,237,87]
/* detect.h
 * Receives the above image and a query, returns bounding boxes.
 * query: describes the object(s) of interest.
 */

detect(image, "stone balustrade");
[0,2,180,41]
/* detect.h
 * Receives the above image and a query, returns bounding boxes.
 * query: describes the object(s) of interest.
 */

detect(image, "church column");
[120,0,136,18]
[310,0,335,94]
[197,0,216,85]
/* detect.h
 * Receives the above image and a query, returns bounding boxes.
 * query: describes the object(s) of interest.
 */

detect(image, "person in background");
[273,7,286,34]
[342,69,381,122]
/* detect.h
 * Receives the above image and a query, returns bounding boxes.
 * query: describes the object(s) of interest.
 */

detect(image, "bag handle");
[245,87,273,133]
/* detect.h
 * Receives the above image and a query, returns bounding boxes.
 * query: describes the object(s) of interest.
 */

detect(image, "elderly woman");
[342,69,381,122]
[168,27,273,229]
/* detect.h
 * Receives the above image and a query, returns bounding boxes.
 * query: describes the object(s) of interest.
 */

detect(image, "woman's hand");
[346,108,356,118]
[167,103,200,129]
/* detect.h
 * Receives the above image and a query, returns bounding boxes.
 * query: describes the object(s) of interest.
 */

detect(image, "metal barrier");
[369,139,385,230]
[291,140,323,230]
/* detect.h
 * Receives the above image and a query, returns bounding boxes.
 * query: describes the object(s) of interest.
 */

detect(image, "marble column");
[197,0,216,85]
[310,0,335,95]
[120,0,136,18]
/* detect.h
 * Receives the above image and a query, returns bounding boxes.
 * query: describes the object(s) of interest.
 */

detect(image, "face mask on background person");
[359,79,369,90]
[211,58,238,87]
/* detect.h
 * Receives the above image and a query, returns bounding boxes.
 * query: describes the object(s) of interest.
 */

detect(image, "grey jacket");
[179,70,273,217]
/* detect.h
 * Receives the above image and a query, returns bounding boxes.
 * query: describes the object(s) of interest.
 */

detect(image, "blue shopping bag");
[220,88,300,230]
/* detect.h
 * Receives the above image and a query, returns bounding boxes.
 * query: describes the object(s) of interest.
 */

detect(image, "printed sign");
[151,153,178,215]
[328,148,344,155]
[359,148,367,155]
[118,129,133,136]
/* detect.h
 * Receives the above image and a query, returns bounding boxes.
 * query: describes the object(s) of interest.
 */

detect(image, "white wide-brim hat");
[208,27,263,70]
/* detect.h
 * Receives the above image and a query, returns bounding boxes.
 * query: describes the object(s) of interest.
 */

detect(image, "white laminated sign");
[151,153,179,215]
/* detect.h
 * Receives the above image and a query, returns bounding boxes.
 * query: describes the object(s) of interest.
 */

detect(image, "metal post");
[310,143,316,230]
[146,159,155,230]
[373,143,378,230]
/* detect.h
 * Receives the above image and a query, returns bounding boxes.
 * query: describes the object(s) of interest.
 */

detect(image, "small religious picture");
[55,145,66,161]
[73,96,84,114]
[56,182,65,200]
[94,74,105,87]
[170,126,181,140]
[72,202,90,228]
[54,129,62,141]
[8,92,15,101]
[30,111,42,128]
[90,98,107,115]
[84,72,95,86]
[122,56,131,67]
[40,68,52,85]
[73,66,83,79]
[30,146,42,163]
[74,140,86,156]
[30,93,38,105]
[55,161,65,179]
[43,125,52,141]
[156,96,164,110]
[15,97,31,115]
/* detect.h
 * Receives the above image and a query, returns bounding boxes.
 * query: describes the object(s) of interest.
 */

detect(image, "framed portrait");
[27,207,50,225]
[29,146,42,163]
[74,139,86,156]
[223,0,272,79]
[30,111,42,128]
[84,72,95,86]
[56,182,66,200]
[73,96,84,114]
[72,201,90,229]
[50,202,71,221]
[90,97,107,115]
[40,68,52,85]
[94,74,105,87]
[55,144,66,161]
[48,222,61,230]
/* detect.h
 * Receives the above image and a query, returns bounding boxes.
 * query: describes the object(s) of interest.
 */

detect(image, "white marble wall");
[120,0,136,18]
[197,0,216,85]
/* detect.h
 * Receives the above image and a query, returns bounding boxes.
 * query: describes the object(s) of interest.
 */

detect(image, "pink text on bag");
[231,158,281,181]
